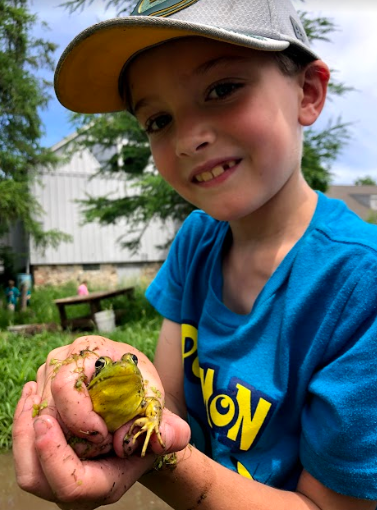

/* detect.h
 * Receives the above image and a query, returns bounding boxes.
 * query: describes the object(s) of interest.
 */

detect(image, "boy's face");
[129,37,307,222]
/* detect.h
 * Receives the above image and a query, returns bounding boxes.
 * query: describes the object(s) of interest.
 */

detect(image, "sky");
[29,0,377,185]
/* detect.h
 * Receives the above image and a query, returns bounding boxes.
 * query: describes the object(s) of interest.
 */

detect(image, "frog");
[87,352,165,457]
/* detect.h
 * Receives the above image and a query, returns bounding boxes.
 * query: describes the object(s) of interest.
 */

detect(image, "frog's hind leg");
[125,398,165,456]
[126,417,160,456]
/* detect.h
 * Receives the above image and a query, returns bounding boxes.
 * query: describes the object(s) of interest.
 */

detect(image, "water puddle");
[0,452,172,509]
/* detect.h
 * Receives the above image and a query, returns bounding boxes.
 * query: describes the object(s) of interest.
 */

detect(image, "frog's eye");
[131,354,138,365]
[94,357,107,370]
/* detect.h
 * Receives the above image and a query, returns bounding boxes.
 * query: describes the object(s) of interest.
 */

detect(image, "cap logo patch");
[290,16,306,43]
[132,0,200,17]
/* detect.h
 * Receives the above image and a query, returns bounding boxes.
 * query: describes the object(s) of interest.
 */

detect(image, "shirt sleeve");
[300,264,377,499]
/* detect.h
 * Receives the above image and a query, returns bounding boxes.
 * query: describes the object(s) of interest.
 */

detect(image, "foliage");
[100,284,161,325]
[0,282,162,451]
[69,111,150,173]
[61,0,351,251]
[0,0,70,263]
[300,11,336,42]
[354,176,377,186]
[61,0,135,15]
[302,120,350,191]
[366,211,377,226]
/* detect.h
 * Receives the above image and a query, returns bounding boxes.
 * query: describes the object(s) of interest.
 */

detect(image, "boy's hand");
[12,335,191,508]
[32,335,167,457]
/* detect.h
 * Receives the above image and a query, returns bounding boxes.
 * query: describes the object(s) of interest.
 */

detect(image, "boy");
[5,279,20,311]
[13,0,377,509]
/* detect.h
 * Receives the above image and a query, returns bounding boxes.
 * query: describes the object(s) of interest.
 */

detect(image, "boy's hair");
[54,0,319,114]
[274,48,316,76]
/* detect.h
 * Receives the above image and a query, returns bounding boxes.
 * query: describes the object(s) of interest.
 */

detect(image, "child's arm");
[142,447,376,510]
[154,318,187,419]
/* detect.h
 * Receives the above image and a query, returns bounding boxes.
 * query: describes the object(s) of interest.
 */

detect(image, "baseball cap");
[54,0,319,114]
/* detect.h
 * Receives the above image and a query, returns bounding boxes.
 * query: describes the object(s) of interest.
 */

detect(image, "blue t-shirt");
[5,286,20,305]
[146,192,377,500]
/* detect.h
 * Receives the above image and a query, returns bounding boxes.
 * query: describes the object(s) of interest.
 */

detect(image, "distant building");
[5,132,176,287]
[326,185,377,222]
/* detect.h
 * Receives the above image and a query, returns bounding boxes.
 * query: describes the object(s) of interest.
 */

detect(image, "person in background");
[77,280,89,296]
[5,279,20,311]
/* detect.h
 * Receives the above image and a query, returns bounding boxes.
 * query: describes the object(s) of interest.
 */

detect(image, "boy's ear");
[298,60,330,126]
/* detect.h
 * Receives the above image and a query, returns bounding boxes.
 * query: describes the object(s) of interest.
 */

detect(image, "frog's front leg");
[124,397,165,456]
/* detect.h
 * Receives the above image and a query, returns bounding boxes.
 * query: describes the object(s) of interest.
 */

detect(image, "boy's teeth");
[196,161,236,182]
[212,165,225,177]
[225,160,237,170]
[202,171,213,182]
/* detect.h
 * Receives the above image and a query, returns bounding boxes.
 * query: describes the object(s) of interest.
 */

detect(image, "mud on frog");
[87,352,165,457]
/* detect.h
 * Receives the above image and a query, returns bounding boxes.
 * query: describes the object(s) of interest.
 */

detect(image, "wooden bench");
[54,286,135,330]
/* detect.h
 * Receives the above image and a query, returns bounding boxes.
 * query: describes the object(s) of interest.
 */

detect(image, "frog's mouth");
[92,372,141,385]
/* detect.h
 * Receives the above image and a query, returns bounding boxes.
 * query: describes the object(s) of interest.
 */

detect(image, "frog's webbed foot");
[124,397,165,457]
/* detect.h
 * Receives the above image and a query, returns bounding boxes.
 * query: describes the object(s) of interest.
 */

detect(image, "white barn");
[28,132,176,287]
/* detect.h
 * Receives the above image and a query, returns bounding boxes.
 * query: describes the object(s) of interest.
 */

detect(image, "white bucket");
[94,310,116,332]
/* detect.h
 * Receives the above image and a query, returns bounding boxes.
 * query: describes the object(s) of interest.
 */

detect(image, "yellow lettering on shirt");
[227,383,272,451]
[182,323,275,451]
[182,323,200,378]
[236,460,254,479]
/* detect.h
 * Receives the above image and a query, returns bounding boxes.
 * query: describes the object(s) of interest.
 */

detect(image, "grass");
[0,330,73,452]
[0,284,162,452]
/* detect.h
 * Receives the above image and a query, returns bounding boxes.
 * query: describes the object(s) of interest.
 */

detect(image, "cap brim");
[55,16,294,114]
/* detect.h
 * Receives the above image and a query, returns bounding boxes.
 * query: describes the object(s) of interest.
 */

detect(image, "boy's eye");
[206,82,242,100]
[145,114,171,134]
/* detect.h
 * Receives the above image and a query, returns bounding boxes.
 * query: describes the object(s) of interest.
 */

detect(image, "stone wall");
[33,264,118,288]
[32,262,161,288]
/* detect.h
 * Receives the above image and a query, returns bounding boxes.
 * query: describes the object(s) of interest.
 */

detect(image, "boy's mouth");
[194,159,240,183]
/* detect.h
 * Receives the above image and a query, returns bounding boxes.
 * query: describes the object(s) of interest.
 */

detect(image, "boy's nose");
[175,116,216,158]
